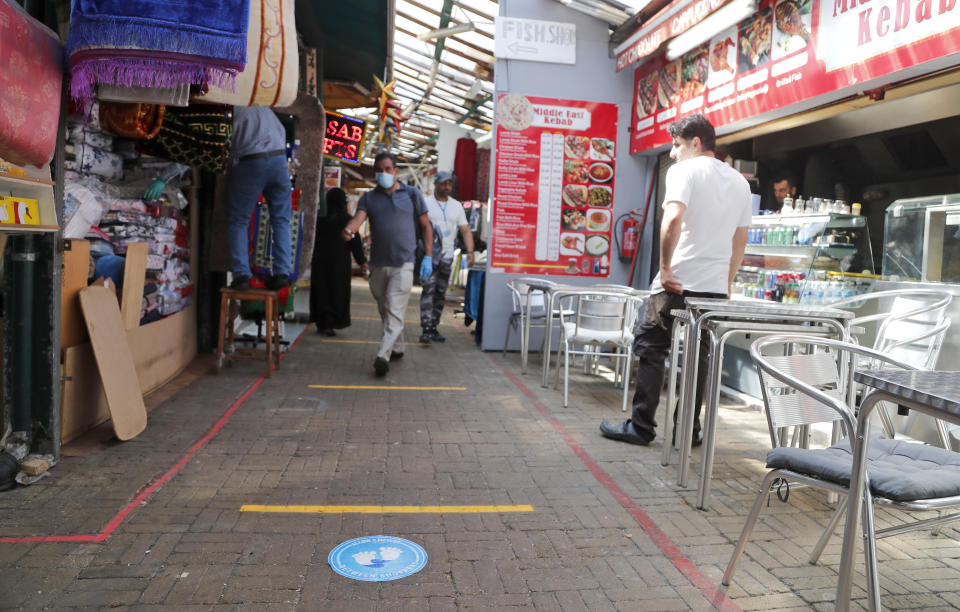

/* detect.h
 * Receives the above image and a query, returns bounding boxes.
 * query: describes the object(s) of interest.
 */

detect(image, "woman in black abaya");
[309,188,366,335]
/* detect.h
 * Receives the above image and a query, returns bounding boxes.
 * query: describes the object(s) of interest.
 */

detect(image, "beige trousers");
[368,263,414,360]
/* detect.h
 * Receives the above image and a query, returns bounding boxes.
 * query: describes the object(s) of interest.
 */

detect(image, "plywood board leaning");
[78,285,147,440]
[121,241,147,330]
[61,304,197,443]
[61,238,90,349]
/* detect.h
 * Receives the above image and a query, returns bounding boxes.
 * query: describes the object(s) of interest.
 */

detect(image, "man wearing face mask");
[342,152,434,376]
[419,171,474,344]
[599,114,751,447]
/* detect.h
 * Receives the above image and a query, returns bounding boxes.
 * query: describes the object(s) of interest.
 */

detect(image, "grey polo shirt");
[231,106,286,162]
[357,183,428,267]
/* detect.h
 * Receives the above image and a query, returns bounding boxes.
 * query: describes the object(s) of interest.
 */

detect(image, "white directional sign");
[495,17,576,65]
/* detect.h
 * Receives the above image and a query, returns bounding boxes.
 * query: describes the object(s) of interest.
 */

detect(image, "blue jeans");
[227,155,292,278]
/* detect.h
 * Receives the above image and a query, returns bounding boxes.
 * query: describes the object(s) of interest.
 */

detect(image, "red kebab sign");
[617,0,732,71]
[630,0,960,153]
[491,95,618,277]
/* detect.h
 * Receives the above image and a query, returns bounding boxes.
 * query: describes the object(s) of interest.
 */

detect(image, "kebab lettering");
[534,105,589,127]
[843,0,957,45]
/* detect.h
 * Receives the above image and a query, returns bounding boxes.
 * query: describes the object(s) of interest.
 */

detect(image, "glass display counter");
[883,193,960,283]
[733,212,876,303]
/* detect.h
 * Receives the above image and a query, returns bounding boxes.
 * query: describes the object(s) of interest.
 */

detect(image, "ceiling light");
[417,22,476,41]
[554,0,631,25]
[666,0,756,60]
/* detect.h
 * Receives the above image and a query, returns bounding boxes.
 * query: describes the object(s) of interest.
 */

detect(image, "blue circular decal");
[328,536,428,582]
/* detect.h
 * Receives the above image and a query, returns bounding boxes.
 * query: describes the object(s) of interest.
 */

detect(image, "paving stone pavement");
[1,280,959,610]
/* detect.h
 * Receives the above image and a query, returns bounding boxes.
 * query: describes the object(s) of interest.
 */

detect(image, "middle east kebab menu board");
[492,94,617,277]
[631,0,960,153]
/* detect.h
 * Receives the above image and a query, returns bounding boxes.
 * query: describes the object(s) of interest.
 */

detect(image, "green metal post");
[10,235,35,432]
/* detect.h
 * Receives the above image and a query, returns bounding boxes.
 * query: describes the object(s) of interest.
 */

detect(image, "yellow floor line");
[240,504,534,514]
[321,339,380,344]
[308,385,467,390]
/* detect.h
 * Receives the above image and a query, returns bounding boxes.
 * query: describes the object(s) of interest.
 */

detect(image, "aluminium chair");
[827,289,952,365]
[828,289,953,442]
[581,285,649,381]
[552,290,645,413]
[722,334,960,611]
[504,277,565,373]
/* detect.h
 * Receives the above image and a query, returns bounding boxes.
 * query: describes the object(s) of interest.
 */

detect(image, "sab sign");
[324,111,367,165]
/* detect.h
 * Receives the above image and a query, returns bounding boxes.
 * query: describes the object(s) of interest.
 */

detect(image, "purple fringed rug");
[66,0,249,107]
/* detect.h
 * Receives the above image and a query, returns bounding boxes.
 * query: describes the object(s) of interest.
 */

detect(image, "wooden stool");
[216,287,281,377]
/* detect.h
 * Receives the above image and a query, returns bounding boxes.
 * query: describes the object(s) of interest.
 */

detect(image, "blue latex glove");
[143,178,167,201]
[419,255,433,280]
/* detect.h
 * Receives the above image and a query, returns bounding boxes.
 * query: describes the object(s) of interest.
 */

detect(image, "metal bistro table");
[670,298,855,508]
[837,370,960,611]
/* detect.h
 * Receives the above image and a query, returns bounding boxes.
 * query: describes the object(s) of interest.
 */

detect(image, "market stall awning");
[295,0,390,91]
[316,1,651,166]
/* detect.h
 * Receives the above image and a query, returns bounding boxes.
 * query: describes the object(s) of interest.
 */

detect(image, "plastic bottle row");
[781,196,860,215]
[733,270,872,304]
[747,225,815,246]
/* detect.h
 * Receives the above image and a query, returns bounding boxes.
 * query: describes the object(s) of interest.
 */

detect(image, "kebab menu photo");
[631,0,960,152]
[492,95,618,277]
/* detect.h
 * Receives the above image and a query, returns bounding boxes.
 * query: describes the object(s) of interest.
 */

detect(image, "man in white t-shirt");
[419,171,475,344]
[601,114,751,446]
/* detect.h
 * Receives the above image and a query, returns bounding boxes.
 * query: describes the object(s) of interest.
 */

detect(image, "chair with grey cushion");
[722,334,960,607]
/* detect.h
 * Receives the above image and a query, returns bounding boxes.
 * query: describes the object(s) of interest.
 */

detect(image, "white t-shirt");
[650,156,752,295]
[425,195,468,259]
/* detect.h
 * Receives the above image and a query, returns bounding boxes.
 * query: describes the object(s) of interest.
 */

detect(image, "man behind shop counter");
[772,171,798,211]
[599,113,752,447]
[419,170,474,344]
[341,152,434,376]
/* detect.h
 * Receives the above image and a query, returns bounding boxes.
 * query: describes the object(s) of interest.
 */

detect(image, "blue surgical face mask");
[376,172,395,189]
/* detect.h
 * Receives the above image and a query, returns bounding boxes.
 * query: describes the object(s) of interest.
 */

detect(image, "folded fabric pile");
[62,115,193,323]
[65,120,123,180]
[66,0,249,109]
[98,203,192,320]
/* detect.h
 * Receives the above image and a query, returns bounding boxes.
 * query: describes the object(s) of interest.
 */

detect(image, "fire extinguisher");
[618,212,641,262]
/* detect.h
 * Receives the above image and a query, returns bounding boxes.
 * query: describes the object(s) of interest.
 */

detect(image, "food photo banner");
[492,95,617,277]
[630,0,960,153]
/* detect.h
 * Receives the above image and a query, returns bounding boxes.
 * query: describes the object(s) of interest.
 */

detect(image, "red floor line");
[490,354,742,612]
[0,325,311,545]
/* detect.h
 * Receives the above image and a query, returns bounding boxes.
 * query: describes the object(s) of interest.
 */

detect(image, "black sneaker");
[419,332,432,344]
[267,274,290,291]
[389,351,404,361]
[430,331,446,343]
[230,275,250,290]
[374,357,389,376]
